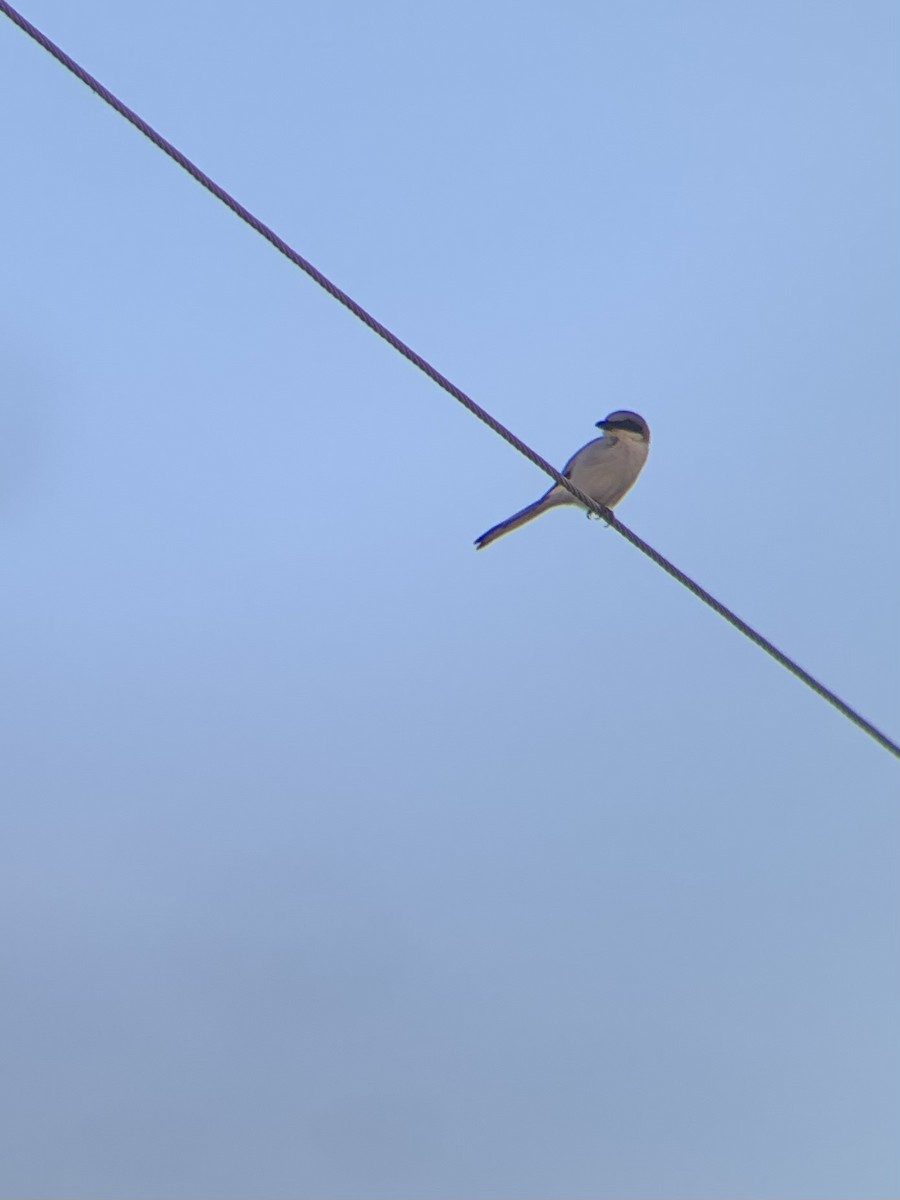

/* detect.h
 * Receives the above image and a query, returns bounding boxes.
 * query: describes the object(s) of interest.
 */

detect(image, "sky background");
[1,1,898,1196]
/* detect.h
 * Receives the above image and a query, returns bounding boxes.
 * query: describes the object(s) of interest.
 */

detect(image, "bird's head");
[596,410,650,444]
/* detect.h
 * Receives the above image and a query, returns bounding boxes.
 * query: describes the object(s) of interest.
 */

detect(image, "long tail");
[474,492,561,550]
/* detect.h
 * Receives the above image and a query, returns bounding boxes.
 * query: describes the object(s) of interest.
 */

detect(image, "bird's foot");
[586,508,612,527]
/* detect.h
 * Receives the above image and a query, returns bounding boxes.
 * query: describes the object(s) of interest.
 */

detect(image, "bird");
[474,410,650,549]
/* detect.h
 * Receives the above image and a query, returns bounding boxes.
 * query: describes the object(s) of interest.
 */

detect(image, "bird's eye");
[611,418,644,435]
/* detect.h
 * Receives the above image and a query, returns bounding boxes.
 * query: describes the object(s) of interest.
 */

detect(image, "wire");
[2,0,898,762]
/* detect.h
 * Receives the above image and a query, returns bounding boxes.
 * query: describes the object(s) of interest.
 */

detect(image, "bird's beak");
[596,419,611,430]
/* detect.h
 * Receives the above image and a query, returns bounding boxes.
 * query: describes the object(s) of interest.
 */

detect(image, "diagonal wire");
[2,0,898,762]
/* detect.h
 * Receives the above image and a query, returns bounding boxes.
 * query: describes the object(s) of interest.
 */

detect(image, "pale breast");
[566,435,649,508]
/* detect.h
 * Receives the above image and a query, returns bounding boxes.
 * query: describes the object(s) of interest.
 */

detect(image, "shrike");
[475,410,650,549]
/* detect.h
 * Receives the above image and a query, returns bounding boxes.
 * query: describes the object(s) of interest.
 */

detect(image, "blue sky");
[1,1,898,1196]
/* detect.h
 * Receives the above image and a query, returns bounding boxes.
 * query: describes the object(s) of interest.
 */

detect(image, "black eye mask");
[605,418,645,436]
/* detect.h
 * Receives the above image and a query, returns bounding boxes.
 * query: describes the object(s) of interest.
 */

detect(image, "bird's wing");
[561,436,607,478]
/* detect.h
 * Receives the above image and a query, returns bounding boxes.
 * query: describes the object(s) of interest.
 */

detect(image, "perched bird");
[474,410,650,549]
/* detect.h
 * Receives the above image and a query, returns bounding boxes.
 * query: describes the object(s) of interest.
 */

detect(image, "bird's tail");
[474,492,561,550]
